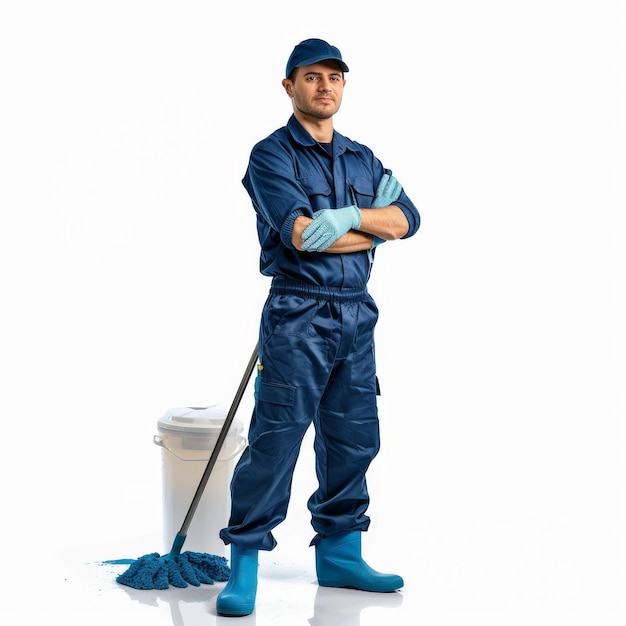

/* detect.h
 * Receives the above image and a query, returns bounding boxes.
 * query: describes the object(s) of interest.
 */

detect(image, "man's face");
[284,61,345,120]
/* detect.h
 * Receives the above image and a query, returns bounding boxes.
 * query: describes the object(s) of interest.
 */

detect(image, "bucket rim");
[157,405,244,436]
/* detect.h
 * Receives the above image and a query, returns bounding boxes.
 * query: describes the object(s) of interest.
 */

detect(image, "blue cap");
[285,38,349,78]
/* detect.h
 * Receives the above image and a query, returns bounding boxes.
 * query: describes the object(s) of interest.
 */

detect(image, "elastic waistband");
[270,278,368,303]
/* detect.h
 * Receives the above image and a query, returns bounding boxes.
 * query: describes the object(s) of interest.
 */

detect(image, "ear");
[282,78,294,98]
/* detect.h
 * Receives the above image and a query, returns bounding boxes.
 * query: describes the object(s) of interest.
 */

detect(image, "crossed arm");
[292,205,409,253]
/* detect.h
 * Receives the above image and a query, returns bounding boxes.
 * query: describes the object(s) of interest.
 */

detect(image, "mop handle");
[178,342,258,536]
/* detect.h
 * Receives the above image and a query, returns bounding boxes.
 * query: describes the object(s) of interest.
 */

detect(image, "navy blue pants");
[220,279,381,550]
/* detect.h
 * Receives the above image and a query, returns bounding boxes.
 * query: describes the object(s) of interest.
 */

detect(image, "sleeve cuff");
[281,209,304,248]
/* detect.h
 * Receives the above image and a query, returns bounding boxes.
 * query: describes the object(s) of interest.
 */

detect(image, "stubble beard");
[294,97,339,121]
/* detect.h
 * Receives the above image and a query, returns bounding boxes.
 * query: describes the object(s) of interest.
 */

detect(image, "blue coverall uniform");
[220,115,420,551]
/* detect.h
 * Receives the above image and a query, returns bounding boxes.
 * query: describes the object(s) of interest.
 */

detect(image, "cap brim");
[289,55,349,75]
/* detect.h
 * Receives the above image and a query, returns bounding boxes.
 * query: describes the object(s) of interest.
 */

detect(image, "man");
[217,38,421,617]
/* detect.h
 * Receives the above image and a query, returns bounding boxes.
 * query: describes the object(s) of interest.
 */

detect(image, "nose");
[318,77,332,91]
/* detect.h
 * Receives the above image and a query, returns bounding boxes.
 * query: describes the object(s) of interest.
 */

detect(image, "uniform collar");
[286,114,352,155]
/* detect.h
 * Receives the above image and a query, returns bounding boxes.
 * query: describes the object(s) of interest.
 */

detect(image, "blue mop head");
[103,532,230,590]
[111,550,230,590]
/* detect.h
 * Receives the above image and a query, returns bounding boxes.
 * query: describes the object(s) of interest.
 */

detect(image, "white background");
[1,0,623,622]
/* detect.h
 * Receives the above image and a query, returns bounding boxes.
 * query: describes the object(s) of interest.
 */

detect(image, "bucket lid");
[157,405,243,436]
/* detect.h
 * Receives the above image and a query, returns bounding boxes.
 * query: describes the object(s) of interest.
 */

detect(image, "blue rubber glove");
[369,174,403,248]
[301,204,362,252]
[372,173,402,208]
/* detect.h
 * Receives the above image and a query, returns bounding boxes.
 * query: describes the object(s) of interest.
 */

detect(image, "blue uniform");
[220,114,420,551]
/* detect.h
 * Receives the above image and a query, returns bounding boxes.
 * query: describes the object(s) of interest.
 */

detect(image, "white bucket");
[154,405,246,557]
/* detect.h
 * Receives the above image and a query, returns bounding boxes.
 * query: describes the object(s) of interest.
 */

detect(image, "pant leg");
[308,295,381,544]
[220,292,337,550]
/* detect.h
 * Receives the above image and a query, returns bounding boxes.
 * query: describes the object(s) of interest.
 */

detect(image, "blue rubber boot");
[216,545,258,616]
[315,531,403,592]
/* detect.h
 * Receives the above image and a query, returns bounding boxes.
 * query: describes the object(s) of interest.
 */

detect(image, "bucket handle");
[153,434,247,462]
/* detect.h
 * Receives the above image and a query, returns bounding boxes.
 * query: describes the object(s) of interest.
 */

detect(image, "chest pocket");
[347,176,376,208]
[300,176,332,211]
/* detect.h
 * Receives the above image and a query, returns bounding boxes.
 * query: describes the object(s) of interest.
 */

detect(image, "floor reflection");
[308,586,403,626]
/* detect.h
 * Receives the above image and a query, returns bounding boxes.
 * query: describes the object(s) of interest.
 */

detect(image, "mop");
[104,344,258,590]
